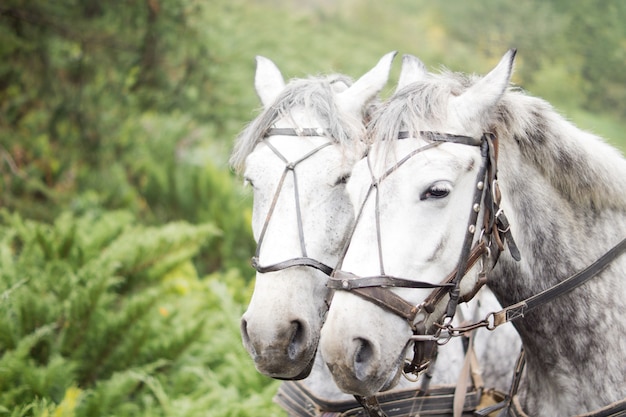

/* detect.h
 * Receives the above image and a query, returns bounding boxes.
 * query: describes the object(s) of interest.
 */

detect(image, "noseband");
[327,130,521,376]
[250,127,336,276]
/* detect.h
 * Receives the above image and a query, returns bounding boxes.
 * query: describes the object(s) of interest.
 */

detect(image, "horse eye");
[334,174,351,186]
[244,177,255,188]
[420,183,451,200]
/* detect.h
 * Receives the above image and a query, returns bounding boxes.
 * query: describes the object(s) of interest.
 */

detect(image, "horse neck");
[486,106,626,414]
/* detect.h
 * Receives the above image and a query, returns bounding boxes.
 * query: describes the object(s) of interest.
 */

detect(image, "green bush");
[0,211,283,416]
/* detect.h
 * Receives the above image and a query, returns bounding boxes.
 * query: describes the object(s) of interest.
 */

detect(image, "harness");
[250,127,336,277]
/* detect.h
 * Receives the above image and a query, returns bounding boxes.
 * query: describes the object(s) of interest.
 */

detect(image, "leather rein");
[250,127,336,277]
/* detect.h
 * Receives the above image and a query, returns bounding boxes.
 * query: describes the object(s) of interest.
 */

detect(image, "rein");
[447,235,626,336]
[250,127,335,276]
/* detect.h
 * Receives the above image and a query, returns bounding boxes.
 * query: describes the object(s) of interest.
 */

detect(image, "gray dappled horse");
[320,50,626,416]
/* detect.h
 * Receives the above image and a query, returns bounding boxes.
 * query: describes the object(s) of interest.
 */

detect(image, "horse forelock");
[366,70,475,159]
[230,74,366,174]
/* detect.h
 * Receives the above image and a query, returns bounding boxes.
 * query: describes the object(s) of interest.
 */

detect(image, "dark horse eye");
[421,183,450,200]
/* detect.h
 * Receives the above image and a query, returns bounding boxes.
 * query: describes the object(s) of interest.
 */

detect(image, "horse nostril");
[354,337,375,381]
[354,337,374,364]
[287,320,307,360]
[240,318,256,356]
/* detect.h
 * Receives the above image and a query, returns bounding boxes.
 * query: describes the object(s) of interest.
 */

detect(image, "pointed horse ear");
[255,56,286,107]
[451,49,517,119]
[336,51,397,117]
[396,54,428,92]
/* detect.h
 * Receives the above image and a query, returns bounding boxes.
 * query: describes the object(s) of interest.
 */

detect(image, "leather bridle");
[250,127,336,277]
[327,130,521,377]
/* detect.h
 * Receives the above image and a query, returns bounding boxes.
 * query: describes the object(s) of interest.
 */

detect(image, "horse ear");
[452,49,517,118]
[336,51,397,117]
[396,54,428,92]
[255,56,286,107]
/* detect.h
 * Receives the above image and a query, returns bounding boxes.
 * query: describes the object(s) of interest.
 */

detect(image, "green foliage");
[430,0,626,121]
[112,113,254,274]
[0,211,283,416]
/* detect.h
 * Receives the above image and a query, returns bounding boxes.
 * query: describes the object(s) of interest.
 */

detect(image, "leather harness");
[250,127,336,277]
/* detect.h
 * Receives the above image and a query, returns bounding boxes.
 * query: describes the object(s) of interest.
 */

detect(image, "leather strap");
[275,344,491,417]
[251,256,333,276]
[444,136,492,320]
[453,332,476,417]
[398,130,482,146]
[480,348,525,417]
[274,381,490,417]
[328,270,455,291]
[423,241,489,313]
[446,236,626,339]
[265,127,329,137]
[251,135,335,276]
[485,394,626,417]
[576,397,626,417]
[489,236,626,329]
[354,395,387,417]
[350,287,421,322]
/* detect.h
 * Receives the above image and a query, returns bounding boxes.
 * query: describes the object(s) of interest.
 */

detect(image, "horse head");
[232,52,396,380]
[320,50,518,396]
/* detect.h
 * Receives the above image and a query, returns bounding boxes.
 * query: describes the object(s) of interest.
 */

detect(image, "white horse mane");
[368,69,626,211]
[230,74,367,173]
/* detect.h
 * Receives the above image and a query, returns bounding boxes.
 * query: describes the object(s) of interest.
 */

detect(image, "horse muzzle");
[241,314,318,380]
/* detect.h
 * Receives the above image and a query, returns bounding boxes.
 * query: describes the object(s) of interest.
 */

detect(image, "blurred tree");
[0,0,258,275]
[431,0,626,117]
[0,0,165,215]
[431,0,568,84]
[551,0,626,116]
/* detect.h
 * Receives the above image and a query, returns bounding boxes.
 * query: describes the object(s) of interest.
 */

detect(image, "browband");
[265,127,328,137]
[398,131,483,146]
